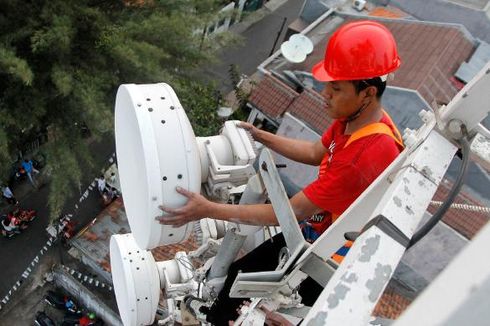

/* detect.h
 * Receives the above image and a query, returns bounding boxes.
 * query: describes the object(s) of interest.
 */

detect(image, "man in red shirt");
[156,21,403,325]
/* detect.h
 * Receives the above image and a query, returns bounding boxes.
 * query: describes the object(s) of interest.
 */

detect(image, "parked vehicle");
[101,186,120,206]
[0,214,21,238]
[61,312,104,326]
[1,208,37,238]
[34,311,55,326]
[9,207,36,223]
[44,290,82,316]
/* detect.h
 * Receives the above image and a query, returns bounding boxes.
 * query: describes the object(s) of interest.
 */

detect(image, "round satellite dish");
[217,106,233,119]
[115,83,201,249]
[280,34,314,63]
[110,234,160,326]
[291,34,314,55]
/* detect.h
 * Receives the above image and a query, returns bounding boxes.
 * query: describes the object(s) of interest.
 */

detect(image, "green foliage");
[176,79,222,137]
[228,63,250,109]
[0,46,33,85]
[0,0,232,220]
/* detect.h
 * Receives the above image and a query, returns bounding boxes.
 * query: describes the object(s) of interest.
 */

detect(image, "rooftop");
[276,14,477,106]
[70,198,199,282]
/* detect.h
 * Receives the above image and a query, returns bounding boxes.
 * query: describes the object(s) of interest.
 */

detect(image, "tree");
[0,0,231,220]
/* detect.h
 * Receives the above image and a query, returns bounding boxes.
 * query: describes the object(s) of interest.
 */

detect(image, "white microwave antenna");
[114,83,257,250]
[280,33,314,63]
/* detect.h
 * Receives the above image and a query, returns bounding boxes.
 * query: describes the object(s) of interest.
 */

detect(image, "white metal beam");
[302,130,458,325]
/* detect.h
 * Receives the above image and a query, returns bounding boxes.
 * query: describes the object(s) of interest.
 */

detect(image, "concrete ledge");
[53,265,122,326]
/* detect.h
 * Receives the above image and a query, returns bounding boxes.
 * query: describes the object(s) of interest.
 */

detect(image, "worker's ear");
[364,86,377,99]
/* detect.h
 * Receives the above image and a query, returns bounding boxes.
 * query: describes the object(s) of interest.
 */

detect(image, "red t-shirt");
[302,114,402,234]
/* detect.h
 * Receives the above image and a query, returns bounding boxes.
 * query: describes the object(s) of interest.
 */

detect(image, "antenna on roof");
[280,34,314,63]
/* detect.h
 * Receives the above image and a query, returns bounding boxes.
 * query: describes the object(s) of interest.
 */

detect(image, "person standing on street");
[96,175,107,194]
[2,185,18,205]
[21,159,40,188]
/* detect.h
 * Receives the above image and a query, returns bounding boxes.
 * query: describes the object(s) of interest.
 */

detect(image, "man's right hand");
[238,122,262,142]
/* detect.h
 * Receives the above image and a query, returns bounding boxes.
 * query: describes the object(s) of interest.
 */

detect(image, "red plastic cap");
[312,20,401,81]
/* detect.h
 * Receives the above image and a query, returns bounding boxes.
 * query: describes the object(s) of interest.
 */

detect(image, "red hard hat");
[312,20,401,81]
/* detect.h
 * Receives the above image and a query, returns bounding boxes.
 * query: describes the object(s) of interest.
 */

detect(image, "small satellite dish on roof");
[280,34,314,63]
[217,106,233,119]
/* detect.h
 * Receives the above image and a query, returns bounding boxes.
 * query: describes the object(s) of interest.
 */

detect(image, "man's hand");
[238,122,262,142]
[228,303,295,326]
[155,187,213,227]
[261,306,294,326]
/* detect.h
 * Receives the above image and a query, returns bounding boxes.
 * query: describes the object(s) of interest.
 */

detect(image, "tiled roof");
[372,282,413,320]
[151,233,199,262]
[253,18,475,130]
[383,20,475,106]
[299,17,476,107]
[248,74,299,120]
[430,180,490,239]
[287,89,334,134]
[248,75,334,134]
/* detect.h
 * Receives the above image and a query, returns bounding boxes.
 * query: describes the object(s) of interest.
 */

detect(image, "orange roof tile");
[369,7,407,19]
[287,89,333,134]
[373,283,413,319]
[151,233,199,262]
[248,75,299,119]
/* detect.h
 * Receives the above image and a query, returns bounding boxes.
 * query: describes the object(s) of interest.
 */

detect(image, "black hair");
[352,77,386,98]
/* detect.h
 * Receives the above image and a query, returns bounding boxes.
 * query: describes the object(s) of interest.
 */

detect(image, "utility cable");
[408,132,471,248]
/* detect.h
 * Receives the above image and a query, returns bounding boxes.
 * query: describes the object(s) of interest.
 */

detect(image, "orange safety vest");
[323,111,404,225]
[329,111,404,263]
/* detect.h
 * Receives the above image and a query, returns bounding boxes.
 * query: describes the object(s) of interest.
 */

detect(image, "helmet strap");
[345,101,370,122]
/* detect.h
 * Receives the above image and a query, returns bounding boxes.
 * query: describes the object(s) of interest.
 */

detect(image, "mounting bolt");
[447,119,464,138]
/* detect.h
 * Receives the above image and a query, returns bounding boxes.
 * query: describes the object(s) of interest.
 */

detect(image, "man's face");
[321,81,365,120]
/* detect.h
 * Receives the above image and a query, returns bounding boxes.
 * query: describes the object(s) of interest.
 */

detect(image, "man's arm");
[156,187,323,227]
[240,122,327,166]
